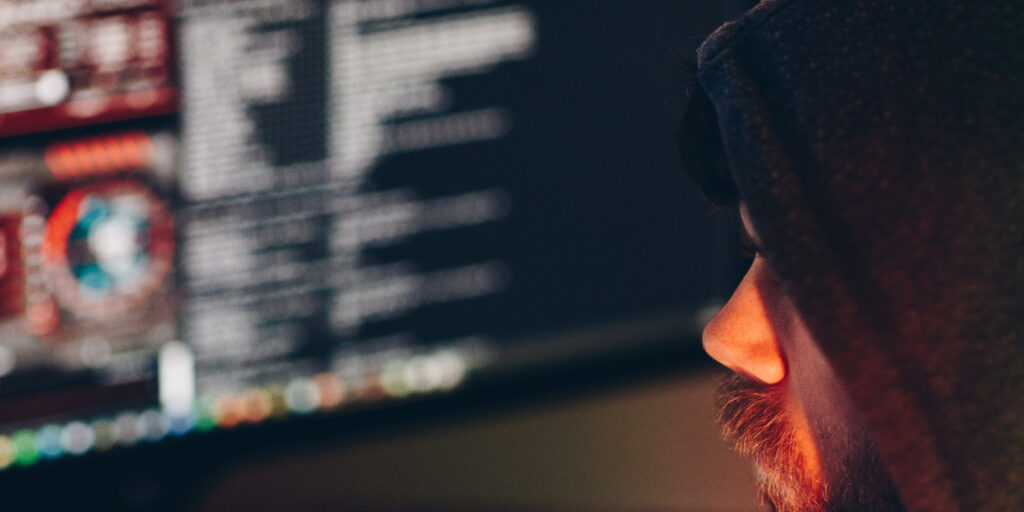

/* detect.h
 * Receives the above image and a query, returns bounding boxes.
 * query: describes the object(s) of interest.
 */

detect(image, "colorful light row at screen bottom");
[0,351,468,471]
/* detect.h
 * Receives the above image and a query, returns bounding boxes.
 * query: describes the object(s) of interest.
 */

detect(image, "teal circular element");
[36,424,64,459]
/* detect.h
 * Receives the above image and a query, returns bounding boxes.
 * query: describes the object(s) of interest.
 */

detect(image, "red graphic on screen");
[0,215,25,318]
[40,180,174,318]
[0,0,177,137]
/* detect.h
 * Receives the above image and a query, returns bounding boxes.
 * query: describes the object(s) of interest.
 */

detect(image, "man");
[678,1,1024,511]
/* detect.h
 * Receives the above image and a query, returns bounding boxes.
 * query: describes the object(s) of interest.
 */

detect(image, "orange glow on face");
[787,395,824,485]
[703,257,787,385]
[706,205,835,510]
[707,204,904,512]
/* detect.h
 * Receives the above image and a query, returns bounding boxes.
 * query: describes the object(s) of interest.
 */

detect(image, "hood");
[694,0,1024,510]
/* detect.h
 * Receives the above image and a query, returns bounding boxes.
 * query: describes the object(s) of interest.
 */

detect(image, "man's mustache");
[715,373,803,480]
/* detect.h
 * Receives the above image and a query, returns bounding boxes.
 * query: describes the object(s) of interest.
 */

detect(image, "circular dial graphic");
[40,180,174,317]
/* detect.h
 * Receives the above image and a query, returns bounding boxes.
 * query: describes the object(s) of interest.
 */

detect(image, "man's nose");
[702,257,786,385]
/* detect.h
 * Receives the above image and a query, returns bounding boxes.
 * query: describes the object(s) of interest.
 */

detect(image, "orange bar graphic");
[44,132,154,179]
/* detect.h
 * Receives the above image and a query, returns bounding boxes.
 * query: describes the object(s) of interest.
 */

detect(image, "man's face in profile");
[702,206,904,512]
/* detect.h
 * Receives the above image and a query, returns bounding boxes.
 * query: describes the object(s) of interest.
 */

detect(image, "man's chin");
[753,461,826,512]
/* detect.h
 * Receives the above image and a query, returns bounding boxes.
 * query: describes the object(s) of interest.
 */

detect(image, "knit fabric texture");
[696,1,1024,511]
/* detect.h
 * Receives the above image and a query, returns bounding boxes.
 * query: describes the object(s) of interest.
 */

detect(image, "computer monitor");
[0,0,750,504]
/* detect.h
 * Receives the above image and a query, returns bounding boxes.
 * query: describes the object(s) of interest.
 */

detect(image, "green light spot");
[194,400,217,431]
[12,430,39,467]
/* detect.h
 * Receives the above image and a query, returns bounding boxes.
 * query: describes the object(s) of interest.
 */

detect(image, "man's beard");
[715,374,905,512]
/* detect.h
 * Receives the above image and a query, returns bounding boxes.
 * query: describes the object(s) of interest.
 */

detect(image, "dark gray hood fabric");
[694,1,1024,511]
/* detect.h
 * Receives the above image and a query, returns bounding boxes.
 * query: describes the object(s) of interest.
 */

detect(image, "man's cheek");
[784,391,825,485]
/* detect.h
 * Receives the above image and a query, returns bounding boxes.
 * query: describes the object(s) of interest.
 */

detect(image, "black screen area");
[0,0,743,471]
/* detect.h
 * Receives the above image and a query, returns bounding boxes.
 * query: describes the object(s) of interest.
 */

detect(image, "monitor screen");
[0,0,745,473]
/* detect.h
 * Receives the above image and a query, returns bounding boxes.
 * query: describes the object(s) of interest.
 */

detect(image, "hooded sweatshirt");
[694,1,1024,511]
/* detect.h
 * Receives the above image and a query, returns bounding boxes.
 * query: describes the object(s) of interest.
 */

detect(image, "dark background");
[0,1,760,509]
